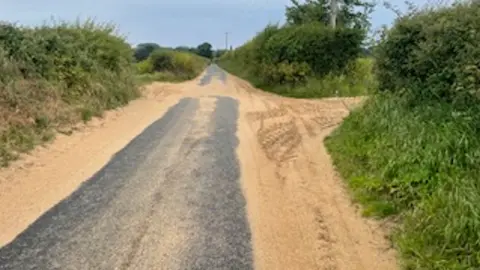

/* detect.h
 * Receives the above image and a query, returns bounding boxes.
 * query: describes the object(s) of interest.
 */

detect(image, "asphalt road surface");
[0,95,252,270]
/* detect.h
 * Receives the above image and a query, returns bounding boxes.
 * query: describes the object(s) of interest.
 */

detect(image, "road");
[0,65,398,270]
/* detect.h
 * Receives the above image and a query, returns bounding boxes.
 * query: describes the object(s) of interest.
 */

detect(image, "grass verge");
[325,94,480,269]
[218,57,374,98]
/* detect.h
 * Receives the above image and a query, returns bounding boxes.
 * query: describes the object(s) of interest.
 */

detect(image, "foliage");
[374,1,480,104]
[0,19,138,166]
[261,61,312,85]
[326,94,480,269]
[286,0,375,29]
[149,49,175,71]
[218,21,366,97]
[133,43,160,62]
[134,48,208,84]
[196,42,213,59]
[326,1,480,269]
[135,60,154,74]
[134,42,215,62]
[174,46,197,54]
[262,23,364,75]
[214,49,228,59]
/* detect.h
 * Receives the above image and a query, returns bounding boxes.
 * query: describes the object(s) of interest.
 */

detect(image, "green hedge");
[219,23,365,92]
[327,2,480,269]
[135,48,208,83]
[263,23,364,76]
[0,20,138,166]
[375,2,480,104]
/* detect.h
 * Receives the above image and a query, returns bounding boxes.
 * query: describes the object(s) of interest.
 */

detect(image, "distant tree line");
[133,42,226,62]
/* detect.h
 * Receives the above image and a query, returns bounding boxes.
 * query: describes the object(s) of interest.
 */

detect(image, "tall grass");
[325,94,480,269]
[135,49,208,84]
[220,55,374,98]
[325,1,480,269]
[0,20,138,166]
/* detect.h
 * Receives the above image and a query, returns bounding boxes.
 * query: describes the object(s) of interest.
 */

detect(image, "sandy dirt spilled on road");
[227,75,398,270]
[0,81,192,246]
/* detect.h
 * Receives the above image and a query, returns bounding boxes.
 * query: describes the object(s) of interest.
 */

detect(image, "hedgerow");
[0,20,138,166]
[135,48,208,83]
[326,1,480,269]
[219,23,369,97]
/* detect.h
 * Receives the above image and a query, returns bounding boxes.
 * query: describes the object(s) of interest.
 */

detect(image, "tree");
[196,42,213,59]
[286,0,330,26]
[133,43,160,62]
[175,46,197,54]
[285,0,374,30]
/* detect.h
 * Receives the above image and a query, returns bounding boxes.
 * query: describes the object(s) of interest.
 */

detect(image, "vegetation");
[133,43,161,62]
[325,1,480,269]
[133,42,215,62]
[0,20,139,166]
[218,0,374,98]
[134,48,208,84]
[0,20,209,167]
[196,42,214,59]
[286,0,374,29]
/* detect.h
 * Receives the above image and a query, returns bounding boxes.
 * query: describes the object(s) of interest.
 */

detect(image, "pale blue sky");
[0,0,426,49]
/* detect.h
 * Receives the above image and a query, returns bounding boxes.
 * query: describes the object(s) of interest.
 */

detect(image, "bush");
[149,49,174,72]
[375,1,480,104]
[261,61,311,85]
[135,60,154,74]
[0,20,138,166]
[218,23,366,97]
[263,23,364,76]
[327,2,480,269]
[326,94,480,269]
[134,48,208,84]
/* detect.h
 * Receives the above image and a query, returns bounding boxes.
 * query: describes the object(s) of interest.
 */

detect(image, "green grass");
[325,94,480,269]
[0,20,138,166]
[218,57,374,98]
[135,49,208,85]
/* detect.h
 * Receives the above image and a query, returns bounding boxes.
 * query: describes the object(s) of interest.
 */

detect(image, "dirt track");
[0,65,398,269]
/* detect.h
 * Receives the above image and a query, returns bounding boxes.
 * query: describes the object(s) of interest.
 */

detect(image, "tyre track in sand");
[224,69,398,270]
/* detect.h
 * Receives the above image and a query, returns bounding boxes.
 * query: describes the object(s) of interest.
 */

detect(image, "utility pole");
[225,32,229,51]
[330,0,337,28]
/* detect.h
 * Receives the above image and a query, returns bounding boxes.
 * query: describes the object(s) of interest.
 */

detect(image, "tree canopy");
[285,0,374,30]
[196,42,213,59]
[133,43,160,62]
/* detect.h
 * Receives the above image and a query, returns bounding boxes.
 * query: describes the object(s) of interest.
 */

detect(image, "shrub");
[134,48,208,84]
[218,21,365,96]
[136,60,154,74]
[261,61,311,85]
[263,23,364,76]
[375,1,480,104]
[149,49,174,72]
[326,94,480,269]
[0,20,138,166]
[219,22,367,98]
[327,2,480,269]
[170,51,197,75]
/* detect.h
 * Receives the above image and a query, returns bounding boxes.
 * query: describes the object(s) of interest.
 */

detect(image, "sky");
[0,0,429,50]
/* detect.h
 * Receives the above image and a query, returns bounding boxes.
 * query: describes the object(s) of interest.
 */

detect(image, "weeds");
[220,56,374,98]
[326,1,480,269]
[0,19,138,166]
[135,49,208,84]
